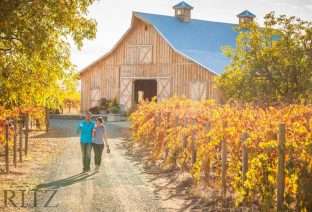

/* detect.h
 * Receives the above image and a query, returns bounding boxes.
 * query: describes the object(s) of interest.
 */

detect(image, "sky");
[71,0,312,71]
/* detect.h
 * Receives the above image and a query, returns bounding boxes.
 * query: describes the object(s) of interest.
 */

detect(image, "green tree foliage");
[216,12,312,104]
[61,71,80,113]
[0,0,96,109]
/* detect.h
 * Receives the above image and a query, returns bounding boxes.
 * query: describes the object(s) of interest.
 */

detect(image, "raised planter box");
[106,114,127,122]
[50,114,84,120]
[50,113,127,122]
[87,113,127,122]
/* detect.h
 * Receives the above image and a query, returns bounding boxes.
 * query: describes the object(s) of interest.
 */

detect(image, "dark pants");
[80,143,92,171]
[92,143,104,166]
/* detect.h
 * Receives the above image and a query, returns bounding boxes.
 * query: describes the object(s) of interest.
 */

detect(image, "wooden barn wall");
[80,17,219,111]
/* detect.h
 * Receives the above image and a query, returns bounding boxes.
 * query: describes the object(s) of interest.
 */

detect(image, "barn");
[79,1,256,112]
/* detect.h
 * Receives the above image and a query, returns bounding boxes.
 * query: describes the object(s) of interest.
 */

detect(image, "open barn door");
[134,79,157,104]
[157,78,171,101]
[119,78,133,111]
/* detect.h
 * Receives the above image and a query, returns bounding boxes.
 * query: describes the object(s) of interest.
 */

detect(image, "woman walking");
[92,117,110,172]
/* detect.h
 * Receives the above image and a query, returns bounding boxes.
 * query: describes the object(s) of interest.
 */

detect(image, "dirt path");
[28,119,183,212]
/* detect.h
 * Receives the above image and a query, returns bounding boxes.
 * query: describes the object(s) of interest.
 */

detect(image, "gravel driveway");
[31,119,170,212]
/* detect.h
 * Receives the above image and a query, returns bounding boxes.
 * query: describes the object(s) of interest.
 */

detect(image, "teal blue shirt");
[77,120,95,144]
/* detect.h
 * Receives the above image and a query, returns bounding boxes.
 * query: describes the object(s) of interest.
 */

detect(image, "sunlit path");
[32,119,183,212]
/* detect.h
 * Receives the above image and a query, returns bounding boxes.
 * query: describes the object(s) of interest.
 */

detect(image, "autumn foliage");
[0,107,45,146]
[130,97,312,210]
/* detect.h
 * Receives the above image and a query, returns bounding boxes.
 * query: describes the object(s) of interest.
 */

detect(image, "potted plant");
[99,98,110,114]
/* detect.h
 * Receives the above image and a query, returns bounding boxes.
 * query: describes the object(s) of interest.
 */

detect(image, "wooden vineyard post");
[204,122,211,183]
[221,121,228,206]
[175,114,179,144]
[45,107,49,132]
[175,114,179,129]
[5,121,10,173]
[154,112,158,126]
[191,118,197,165]
[19,117,23,162]
[221,138,227,205]
[241,132,249,181]
[183,116,188,148]
[166,114,178,165]
[154,113,158,132]
[24,113,29,156]
[154,112,159,128]
[13,120,17,167]
[164,112,170,160]
[30,116,33,131]
[277,123,286,212]
[154,112,162,159]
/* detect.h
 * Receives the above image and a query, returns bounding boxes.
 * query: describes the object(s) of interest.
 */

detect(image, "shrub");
[89,106,100,114]
[99,98,110,110]
[111,98,119,107]
[110,105,120,114]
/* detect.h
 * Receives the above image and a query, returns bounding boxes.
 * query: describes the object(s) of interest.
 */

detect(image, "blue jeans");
[80,143,92,171]
[92,143,104,166]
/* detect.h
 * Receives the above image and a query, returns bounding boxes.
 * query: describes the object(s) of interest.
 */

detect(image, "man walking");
[77,112,95,172]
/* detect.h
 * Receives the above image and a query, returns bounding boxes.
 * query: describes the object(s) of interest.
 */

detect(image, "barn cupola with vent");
[237,10,256,25]
[173,1,194,22]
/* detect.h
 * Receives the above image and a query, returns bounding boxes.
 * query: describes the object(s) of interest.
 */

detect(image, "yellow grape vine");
[0,107,45,146]
[130,97,312,210]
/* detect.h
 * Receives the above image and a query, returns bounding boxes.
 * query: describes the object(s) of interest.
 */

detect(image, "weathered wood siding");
[80,17,220,112]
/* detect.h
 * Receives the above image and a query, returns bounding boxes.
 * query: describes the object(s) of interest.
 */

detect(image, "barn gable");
[79,3,254,112]
[80,11,238,76]
[80,15,194,73]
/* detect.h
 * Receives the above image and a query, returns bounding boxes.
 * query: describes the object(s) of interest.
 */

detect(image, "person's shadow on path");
[36,172,97,190]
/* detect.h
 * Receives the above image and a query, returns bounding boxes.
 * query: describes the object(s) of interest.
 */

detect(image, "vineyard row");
[0,107,48,174]
[130,97,312,211]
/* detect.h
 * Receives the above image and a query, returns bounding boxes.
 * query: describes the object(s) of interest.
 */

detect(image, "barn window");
[126,45,152,64]
[138,46,152,64]
[190,81,207,100]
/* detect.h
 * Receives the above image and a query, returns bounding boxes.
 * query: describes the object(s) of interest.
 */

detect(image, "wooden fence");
[0,113,45,174]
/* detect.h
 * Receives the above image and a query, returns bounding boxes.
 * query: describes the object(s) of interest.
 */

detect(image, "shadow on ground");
[36,172,97,190]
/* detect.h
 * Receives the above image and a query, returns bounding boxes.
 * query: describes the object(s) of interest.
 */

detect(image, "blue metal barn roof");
[134,12,238,75]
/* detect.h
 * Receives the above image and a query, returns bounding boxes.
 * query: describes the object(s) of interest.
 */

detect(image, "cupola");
[237,10,256,25]
[173,1,193,22]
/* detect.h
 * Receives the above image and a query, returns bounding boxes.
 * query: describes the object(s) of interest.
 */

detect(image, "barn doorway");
[134,79,157,104]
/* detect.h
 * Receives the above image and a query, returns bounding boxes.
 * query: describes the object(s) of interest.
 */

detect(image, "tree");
[61,71,81,113]
[0,0,96,109]
[216,12,312,104]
